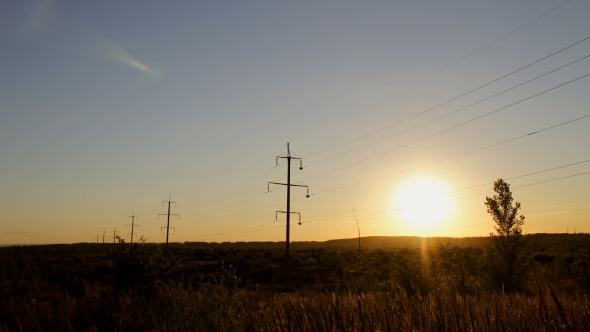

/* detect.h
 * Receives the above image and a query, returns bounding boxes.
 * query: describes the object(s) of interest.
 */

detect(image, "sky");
[1,0,590,244]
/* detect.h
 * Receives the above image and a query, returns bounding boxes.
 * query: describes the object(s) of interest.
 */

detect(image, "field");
[2,234,590,331]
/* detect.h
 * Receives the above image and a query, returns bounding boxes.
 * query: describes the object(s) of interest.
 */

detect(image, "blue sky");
[1,0,590,244]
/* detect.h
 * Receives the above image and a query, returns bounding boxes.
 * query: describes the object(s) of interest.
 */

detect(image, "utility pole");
[112,228,118,244]
[126,212,140,244]
[101,230,106,244]
[158,195,179,254]
[268,143,310,291]
[353,206,361,265]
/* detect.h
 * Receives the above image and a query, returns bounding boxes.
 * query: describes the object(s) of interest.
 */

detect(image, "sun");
[395,177,452,234]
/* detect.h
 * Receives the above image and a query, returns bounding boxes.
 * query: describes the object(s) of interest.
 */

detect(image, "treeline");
[181,233,590,250]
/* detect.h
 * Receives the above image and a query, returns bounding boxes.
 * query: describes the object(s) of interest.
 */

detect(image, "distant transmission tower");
[112,228,118,244]
[268,143,310,290]
[126,212,140,244]
[158,195,179,254]
[101,230,106,244]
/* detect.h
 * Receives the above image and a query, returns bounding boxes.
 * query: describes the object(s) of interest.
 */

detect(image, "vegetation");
[485,178,529,293]
[2,233,590,331]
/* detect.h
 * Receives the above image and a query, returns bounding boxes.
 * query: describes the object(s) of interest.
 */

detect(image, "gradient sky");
[1,0,590,244]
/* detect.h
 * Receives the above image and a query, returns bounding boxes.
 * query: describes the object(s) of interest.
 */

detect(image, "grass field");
[1,234,590,331]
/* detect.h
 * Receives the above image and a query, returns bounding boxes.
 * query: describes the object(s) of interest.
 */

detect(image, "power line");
[183,200,285,222]
[173,21,587,225]
[190,224,284,238]
[305,169,590,225]
[307,115,590,197]
[178,145,287,208]
[162,162,590,241]
[195,222,276,237]
[184,191,271,218]
[184,115,589,224]
[291,0,574,145]
[180,166,277,208]
[302,72,590,182]
[303,158,590,224]
[305,45,590,161]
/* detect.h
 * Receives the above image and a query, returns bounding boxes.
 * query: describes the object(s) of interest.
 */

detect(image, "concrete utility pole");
[158,195,179,254]
[268,143,310,291]
[126,212,140,244]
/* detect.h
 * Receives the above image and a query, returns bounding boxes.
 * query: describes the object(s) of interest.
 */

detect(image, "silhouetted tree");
[484,179,528,292]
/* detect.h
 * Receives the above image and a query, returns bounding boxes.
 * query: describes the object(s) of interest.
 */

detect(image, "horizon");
[2,231,588,247]
[1,0,590,244]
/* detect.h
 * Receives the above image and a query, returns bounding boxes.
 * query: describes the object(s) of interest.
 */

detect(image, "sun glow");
[395,177,453,235]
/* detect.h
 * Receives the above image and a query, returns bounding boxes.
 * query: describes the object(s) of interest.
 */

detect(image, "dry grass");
[2,282,589,331]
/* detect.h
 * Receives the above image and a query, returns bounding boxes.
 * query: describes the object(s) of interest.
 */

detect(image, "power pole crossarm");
[268,182,310,197]
[267,143,310,291]
[126,212,140,244]
[158,195,179,254]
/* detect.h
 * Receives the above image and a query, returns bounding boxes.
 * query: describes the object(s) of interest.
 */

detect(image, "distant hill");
[182,233,590,250]
[3,233,589,250]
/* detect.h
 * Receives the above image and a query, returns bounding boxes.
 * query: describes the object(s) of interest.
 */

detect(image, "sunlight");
[395,177,453,235]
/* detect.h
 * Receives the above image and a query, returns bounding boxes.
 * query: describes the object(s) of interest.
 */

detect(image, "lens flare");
[95,38,161,83]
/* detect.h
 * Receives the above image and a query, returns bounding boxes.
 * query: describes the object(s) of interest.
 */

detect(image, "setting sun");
[395,177,453,234]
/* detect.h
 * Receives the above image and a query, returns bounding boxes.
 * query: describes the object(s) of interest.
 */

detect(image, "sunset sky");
[1,0,590,244]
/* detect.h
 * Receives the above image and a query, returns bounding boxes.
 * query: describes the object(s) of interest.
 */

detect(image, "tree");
[484,179,528,292]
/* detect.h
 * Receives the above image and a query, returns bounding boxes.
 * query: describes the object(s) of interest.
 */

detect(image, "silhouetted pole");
[353,207,361,265]
[158,195,179,254]
[112,228,117,244]
[101,230,106,244]
[286,147,291,289]
[126,212,139,244]
[268,143,310,291]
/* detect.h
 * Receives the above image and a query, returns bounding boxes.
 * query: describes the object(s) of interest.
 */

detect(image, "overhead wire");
[305,172,590,226]
[176,6,582,223]
[301,157,590,223]
[307,53,590,167]
[178,144,287,208]
[301,72,590,182]
[305,115,590,197]
[304,35,590,159]
[179,63,590,223]
[178,165,277,208]
[291,0,574,145]
[183,114,589,224]
[177,3,582,229]
[189,168,590,236]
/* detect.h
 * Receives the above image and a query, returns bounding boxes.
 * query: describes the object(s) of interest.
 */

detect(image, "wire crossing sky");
[1,0,589,244]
